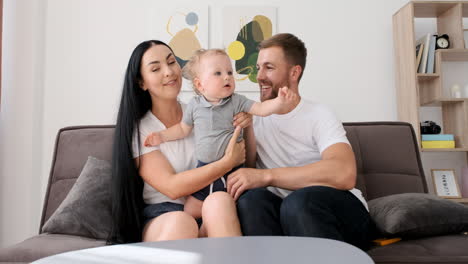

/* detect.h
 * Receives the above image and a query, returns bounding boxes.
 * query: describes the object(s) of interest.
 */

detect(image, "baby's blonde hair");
[182,48,230,95]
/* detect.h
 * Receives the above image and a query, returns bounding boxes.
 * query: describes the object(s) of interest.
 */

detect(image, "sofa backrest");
[39,125,115,232]
[344,122,427,200]
[39,122,427,231]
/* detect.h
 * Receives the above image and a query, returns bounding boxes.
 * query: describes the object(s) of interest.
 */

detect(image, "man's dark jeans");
[237,186,375,250]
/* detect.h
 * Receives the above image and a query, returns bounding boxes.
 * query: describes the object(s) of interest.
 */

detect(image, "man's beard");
[259,80,289,102]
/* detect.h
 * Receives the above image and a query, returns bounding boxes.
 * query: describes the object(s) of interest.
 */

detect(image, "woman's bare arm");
[138,127,245,199]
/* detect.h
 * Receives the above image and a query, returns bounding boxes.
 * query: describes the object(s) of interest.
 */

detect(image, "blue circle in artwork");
[186,12,198,25]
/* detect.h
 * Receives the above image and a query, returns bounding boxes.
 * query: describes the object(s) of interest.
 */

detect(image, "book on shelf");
[415,33,431,74]
[421,140,455,148]
[415,43,424,70]
[425,35,436,74]
[421,134,454,141]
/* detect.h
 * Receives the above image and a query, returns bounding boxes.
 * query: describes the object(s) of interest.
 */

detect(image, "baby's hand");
[144,132,163,147]
[276,86,298,114]
[278,86,288,101]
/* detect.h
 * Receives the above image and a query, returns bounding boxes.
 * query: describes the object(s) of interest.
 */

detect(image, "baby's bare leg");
[184,195,203,219]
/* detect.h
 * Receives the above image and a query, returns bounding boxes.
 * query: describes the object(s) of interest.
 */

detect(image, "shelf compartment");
[422,147,468,151]
[438,49,468,61]
[417,73,440,80]
[418,77,442,105]
[421,98,468,106]
[442,101,468,148]
[413,2,461,17]
[441,98,468,102]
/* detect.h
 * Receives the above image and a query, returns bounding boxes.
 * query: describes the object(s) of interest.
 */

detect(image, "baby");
[144,48,295,219]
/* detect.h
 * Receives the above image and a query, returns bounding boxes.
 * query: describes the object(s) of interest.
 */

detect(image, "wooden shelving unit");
[393,1,468,157]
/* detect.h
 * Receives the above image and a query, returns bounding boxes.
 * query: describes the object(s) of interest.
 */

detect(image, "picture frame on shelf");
[432,169,462,198]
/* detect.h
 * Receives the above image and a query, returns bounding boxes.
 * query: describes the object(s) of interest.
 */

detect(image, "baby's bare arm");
[144,122,193,147]
[248,87,298,116]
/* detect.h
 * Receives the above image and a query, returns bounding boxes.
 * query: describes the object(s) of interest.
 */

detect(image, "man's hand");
[227,168,270,200]
[144,132,163,147]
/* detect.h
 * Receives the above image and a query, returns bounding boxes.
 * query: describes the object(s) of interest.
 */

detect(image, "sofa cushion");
[369,193,468,238]
[42,156,112,240]
[0,234,106,263]
[367,234,468,264]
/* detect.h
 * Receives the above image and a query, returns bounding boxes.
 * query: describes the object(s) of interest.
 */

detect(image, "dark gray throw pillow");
[42,156,112,240]
[369,193,468,238]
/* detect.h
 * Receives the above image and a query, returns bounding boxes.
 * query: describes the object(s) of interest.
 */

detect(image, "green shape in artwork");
[234,20,265,84]
[247,52,258,83]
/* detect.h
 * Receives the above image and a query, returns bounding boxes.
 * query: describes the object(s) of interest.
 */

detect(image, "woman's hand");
[233,112,252,129]
[222,126,245,169]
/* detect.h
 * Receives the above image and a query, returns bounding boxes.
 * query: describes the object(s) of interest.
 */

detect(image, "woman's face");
[139,44,182,100]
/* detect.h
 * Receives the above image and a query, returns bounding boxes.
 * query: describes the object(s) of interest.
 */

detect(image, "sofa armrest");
[0,233,106,263]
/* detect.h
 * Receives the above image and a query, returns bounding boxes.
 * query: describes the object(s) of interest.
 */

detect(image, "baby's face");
[196,54,235,102]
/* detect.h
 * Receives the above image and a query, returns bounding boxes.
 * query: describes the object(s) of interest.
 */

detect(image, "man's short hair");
[258,33,307,81]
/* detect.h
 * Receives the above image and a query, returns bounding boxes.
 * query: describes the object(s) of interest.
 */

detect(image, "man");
[226,33,373,250]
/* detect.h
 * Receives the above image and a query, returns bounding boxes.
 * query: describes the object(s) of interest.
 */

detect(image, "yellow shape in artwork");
[169,28,202,60]
[227,41,245,60]
[253,15,272,40]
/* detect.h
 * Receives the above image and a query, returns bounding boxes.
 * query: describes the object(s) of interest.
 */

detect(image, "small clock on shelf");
[435,34,450,49]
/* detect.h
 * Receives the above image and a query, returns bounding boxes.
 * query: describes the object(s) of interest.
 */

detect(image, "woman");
[109,40,250,244]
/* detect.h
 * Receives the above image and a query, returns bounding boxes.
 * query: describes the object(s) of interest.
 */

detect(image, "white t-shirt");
[132,103,197,205]
[254,99,368,210]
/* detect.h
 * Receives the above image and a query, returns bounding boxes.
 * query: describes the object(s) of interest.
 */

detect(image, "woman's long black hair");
[108,40,175,244]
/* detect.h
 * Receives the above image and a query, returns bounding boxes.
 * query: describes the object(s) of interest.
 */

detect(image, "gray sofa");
[1,122,467,263]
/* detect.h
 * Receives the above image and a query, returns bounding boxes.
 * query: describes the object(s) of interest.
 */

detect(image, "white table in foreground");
[34,236,374,264]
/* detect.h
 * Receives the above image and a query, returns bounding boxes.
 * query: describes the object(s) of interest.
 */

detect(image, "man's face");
[256,46,292,102]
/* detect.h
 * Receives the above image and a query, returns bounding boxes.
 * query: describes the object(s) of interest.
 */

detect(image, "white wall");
[4,0,463,248]
[0,0,46,247]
